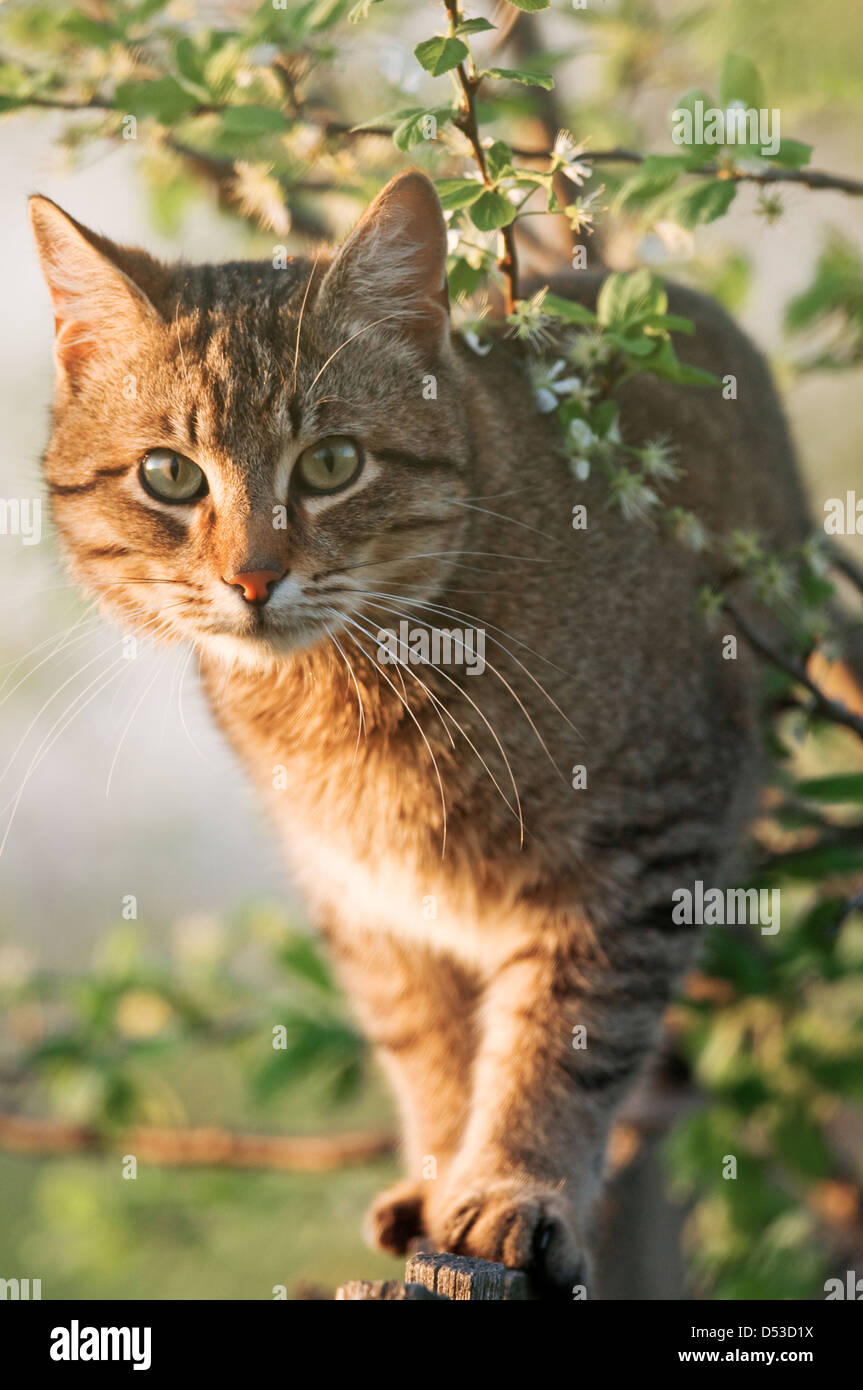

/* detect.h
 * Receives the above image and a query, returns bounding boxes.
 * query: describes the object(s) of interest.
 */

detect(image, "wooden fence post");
[335,1253,533,1301]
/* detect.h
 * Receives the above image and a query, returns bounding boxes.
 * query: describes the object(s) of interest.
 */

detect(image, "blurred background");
[0,0,862,1300]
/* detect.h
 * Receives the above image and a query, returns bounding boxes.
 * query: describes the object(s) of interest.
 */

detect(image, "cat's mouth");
[195,601,342,665]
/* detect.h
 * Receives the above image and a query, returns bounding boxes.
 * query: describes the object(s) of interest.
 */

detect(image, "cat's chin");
[196,626,324,671]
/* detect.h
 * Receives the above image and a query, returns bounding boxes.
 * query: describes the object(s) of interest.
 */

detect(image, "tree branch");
[0,1113,394,1171]
[724,600,863,739]
[443,0,519,312]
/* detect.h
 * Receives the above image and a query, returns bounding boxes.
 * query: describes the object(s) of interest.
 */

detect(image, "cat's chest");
[276,814,536,969]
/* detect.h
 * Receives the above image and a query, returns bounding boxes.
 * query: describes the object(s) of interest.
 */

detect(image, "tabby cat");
[30,171,812,1294]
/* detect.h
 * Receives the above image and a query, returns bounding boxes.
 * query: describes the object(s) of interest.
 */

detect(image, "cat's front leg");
[427,914,693,1295]
[322,922,479,1254]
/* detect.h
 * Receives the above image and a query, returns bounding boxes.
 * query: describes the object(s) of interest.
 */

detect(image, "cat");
[29,170,814,1295]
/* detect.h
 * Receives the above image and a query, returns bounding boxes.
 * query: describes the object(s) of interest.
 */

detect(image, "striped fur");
[31,173,811,1291]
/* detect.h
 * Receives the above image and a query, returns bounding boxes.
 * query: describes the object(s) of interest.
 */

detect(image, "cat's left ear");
[317,171,450,356]
[29,195,165,391]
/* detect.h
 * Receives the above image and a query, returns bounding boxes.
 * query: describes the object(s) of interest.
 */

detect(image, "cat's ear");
[317,171,450,356]
[29,196,164,388]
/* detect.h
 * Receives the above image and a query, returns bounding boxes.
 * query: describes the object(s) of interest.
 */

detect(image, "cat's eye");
[140,449,208,503]
[295,436,362,495]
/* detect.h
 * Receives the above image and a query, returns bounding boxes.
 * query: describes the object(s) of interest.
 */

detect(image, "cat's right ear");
[29,196,163,391]
[316,171,451,358]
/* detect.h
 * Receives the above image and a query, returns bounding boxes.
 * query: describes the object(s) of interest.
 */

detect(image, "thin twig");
[4,57,862,202]
[724,600,863,739]
[443,0,519,311]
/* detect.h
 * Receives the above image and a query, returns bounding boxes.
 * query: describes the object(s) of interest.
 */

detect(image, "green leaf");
[639,336,721,387]
[348,0,382,19]
[597,269,667,330]
[436,178,484,210]
[277,932,336,993]
[673,179,738,228]
[114,77,200,124]
[486,139,514,181]
[414,35,469,77]
[767,138,812,169]
[503,0,551,10]
[618,153,703,207]
[126,0,172,24]
[610,331,658,357]
[646,313,695,334]
[671,88,714,150]
[784,234,863,337]
[57,12,120,47]
[254,1012,363,1099]
[590,400,620,438]
[173,37,209,92]
[469,189,517,231]
[220,105,289,136]
[542,291,597,326]
[771,1105,833,1179]
[306,0,354,29]
[447,257,485,299]
[797,773,863,804]
[719,52,765,112]
[764,843,863,880]
[480,66,554,90]
[386,106,453,151]
[456,18,496,36]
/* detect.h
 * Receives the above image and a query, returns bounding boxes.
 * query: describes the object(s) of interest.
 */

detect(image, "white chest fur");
[280,827,534,971]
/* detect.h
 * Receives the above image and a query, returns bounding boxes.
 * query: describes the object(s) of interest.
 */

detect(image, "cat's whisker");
[105,650,171,799]
[177,645,209,764]
[459,485,537,503]
[104,578,204,588]
[358,588,581,737]
[317,550,552,583]
[291,254,320,398]
[0,655,131,858]
[344,611,524,824]
[307,313,404,396]
[347,608,524,844]
[0,611,104,708]
[322,619,367,771]
[353,600,532,829]
[174,298,189,384]
[340,619,449,860]
[446,498,565,550]
[335,610,456,756]
[358,594,563,783]
[314,579,503,596]
[307,395,352,410]
[0,606,172,793]
[0,639,134,790]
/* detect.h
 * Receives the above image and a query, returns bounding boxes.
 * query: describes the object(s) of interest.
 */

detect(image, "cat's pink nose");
[225,569,284,605]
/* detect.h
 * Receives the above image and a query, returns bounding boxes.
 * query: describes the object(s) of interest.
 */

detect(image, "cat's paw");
[364,1179,427,1255]
[430,1178,588,1296]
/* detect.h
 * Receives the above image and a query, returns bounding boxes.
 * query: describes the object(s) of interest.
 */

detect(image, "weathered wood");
[405,1252,531,1301]
[335,1254,533,1300]
[335,1279,444,1300]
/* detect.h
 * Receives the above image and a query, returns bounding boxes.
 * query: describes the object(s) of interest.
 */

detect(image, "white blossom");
[463,328,493,357]
[553,130,593,187]
[528,359,584,413]
[639,438,679,480]
[568,418,596,451]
